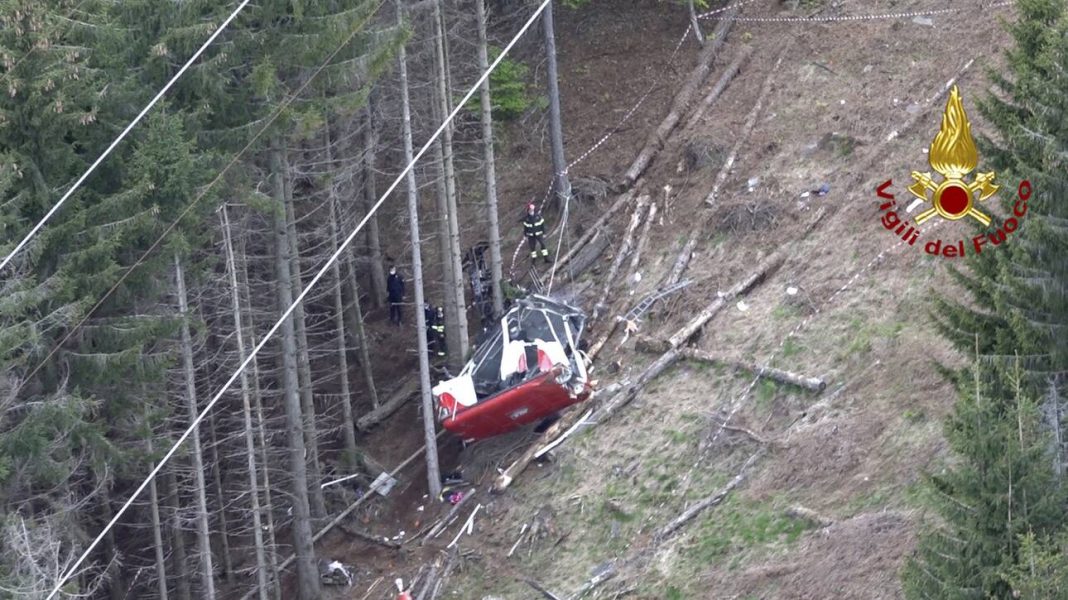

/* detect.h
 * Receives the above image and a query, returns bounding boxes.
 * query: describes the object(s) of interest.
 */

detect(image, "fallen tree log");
[620,5,739,189]
[356,375,419,430]
[665,47,787,287]
[654,448,765,541]
[493,383,624,493]
[679,348,826,392]
[685,44,754,130]
[556,229,610,284]
[627,201,657,277]
[555,190,634,271]
[338,523,401,549]
[587,317,623,360]
[524,579,565,600]
[592,194,651,321]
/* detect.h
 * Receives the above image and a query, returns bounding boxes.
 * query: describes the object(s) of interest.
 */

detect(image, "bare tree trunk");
[400,4,442,498]
[164,468,192,600]
[476,0,504,316]
[270,144,322,600]
[237,233,282,600]
[432,0,470,370]
[282,158,327,520]
[329,195,359,465]
[100,488,125,600]
[206,414,233,581]
[174,254,217,599]
[363,94,388,308]
[220,206,271,600]
[543,0,570,206]
[343,254,379,409]
[146,426,169,600]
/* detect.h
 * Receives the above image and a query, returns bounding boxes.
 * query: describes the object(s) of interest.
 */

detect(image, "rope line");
[698,1,1015,23]
[43,1,553,597]
[0,0,253,275]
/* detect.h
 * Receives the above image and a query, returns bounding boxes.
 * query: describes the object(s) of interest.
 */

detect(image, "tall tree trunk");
[329,195,359,466]
[220,206,271,600]
[164,468,192,600]
[432,0,470,370]
[343,255,379,409]
[206,414,233,581]
[476,0,504,316]
[329,115,379,411]
[100,487,125,600]
[145,423,169,600]
[399,4,442,498]
[282,155,327,520]
[362,94,388,308]
[270,144,322,600]
[238,235,282,600]
[174,253,217,599]
[543,0,571,206]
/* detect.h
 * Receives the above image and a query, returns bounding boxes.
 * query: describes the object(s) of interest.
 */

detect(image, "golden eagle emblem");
[908,85,998,226]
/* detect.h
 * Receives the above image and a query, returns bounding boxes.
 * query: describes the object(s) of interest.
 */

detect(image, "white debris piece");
[912,16,934,26]
[747,176,760,192]
[737,300,749,312]
[786,286,799,296]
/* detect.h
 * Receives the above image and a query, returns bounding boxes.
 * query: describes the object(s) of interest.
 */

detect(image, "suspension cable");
[44,1,553,596]
[0,0,253,275]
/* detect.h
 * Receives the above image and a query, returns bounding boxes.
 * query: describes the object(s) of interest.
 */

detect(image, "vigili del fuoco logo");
[875,85,1032,258]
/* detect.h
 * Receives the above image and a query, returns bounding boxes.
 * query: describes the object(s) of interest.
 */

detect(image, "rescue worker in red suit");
[523,202,551,265]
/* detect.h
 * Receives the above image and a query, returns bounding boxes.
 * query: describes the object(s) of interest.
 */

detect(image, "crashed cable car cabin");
[433,295,592,442]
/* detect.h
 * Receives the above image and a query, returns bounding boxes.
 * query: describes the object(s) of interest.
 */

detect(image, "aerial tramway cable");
[0,0,254,274]
[44,1,554,597]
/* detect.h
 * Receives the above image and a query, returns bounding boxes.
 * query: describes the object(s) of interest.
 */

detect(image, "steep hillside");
[318,1,1019,598]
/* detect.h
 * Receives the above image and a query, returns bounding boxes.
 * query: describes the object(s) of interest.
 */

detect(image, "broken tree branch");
[338,523,402,549]
[627,201,657,277]
[525,579,566,600]
[620,6,738,189]
[422,488,477,543]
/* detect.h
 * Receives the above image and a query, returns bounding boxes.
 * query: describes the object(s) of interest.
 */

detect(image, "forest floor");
[266,0,1018,598]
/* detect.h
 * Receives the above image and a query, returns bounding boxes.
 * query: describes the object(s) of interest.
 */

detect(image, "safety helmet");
[527,202,536,212]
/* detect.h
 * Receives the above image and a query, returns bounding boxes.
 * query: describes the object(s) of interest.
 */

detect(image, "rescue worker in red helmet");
[522,202,551,265]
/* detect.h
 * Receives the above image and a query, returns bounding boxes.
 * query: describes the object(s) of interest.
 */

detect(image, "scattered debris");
[447,503,483,548]
[508,523,529,557]
[319,559,354,587]
[369,472,398,497]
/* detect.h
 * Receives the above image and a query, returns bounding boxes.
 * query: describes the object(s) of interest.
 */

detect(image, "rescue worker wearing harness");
[523,202,551,265]
[430,305,447,359]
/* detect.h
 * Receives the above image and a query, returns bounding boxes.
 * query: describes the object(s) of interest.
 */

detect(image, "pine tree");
[902,358,1065,599]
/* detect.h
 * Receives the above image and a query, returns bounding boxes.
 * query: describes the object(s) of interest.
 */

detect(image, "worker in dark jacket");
[523,203,551,265]
[387,266,404,326]
[430,306,447,359]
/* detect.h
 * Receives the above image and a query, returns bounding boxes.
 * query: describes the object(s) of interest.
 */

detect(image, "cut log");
[557,229,610,283]
[356,376,419,430]
[627,201,657,277]
[686,45,753,130]
[654,448,765,541]
[492,383,623,493]
[587,317,623,360]
[592,194,651,321]
[594,350,682,424]
[704,48,787,207]
[679,348,826,392]
[669,252,786,349]
[665,47,787,287]
[555,190,634,271]
[620,6,738,189]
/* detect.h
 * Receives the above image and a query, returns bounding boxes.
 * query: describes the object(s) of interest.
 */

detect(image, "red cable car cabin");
[433,295,592,442]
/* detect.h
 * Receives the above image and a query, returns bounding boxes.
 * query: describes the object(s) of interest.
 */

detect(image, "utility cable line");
[0,0,253,274]
[44,0,552,597]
